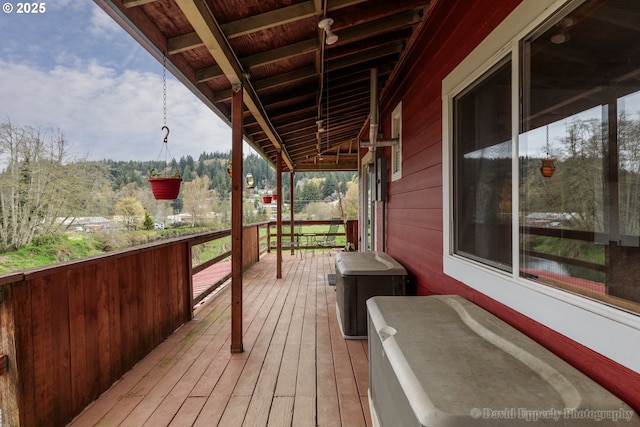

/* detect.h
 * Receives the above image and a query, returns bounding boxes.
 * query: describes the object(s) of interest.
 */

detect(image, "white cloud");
[0,60,232,161]
[88,5,123,37]
[0,2,239,163]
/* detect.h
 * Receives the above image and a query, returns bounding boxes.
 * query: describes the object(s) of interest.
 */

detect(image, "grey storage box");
[367,295,639,427]
[335,251,407,339]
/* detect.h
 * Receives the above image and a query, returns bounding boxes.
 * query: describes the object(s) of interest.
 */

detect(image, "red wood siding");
[374,0,640,413]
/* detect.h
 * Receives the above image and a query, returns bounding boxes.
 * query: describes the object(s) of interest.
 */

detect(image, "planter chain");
[163,54,168,127]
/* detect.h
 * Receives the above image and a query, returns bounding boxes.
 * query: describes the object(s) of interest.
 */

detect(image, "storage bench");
[335,251,407,339]
[367,295,639,426]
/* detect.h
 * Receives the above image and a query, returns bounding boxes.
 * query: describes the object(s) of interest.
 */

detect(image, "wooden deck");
[69,252,371,427]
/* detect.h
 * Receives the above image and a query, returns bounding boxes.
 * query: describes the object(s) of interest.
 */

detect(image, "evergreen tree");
[143,211,155,230]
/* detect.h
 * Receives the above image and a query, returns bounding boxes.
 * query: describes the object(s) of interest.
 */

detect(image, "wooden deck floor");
[69,252,371,427]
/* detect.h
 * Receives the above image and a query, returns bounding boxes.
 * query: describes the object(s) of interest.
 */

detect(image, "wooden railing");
[521,226,607,272]
[0,224,263,427]
[265,219,357,252]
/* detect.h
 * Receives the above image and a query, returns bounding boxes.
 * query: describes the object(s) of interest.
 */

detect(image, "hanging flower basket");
[540,158,556,178]
[271,193,278,201]
[262,195,272,204]
[148,126,182,200]
[149,177,182,200]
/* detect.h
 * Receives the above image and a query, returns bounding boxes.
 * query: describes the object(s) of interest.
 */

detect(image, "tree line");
[0,120,357,251]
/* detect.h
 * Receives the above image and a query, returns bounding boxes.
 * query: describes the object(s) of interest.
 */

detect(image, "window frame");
[441,0,640,372]
[391,101,402,182]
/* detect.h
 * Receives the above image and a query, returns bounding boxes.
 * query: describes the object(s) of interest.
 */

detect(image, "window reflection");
[520,0,640,309]
[454,60,512,271]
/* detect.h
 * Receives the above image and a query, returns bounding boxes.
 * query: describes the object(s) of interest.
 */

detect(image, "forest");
[0,120,357,252]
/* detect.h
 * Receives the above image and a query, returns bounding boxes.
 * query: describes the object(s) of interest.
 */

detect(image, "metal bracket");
[359,137,399,149]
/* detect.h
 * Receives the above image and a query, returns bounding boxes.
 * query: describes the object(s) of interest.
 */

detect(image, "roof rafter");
[175,0,294,170]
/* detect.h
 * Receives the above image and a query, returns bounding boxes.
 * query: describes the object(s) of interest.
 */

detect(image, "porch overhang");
[93,0,433,172]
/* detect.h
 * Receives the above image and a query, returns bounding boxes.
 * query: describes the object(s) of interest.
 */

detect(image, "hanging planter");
[148,56,182,200]
[149,176,182,200]
[262,195,272,204]
[271,193,277,201]
[149,126,182,200]
[540,158,556,178]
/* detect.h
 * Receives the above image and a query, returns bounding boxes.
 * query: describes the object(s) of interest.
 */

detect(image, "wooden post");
[266,222,271,253]
[290,171,295,256]
[231,84,243,353]
[276,150,283,279]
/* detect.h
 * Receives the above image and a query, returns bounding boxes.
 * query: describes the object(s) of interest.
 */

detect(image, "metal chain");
[163,54,167,126]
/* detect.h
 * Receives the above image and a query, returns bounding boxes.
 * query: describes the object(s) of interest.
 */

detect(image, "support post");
[231,83,243,353]
[290,171,295,256]
[276,150,283,278]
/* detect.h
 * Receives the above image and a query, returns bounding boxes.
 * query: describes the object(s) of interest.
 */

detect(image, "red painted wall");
[373,0,640,412]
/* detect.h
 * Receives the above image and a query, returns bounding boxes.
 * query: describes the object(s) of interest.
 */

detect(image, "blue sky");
[0,1,234,161]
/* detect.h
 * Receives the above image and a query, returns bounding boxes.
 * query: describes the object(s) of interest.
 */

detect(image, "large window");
[451,0,640,312]
[453,60,512,271]
[520,0,640,310]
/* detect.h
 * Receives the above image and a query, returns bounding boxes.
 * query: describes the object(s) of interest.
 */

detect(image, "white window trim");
[441,0,640,372]
[391,102,402,182]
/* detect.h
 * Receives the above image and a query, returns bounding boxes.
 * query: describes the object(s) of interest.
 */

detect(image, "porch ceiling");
[94,0,433,172]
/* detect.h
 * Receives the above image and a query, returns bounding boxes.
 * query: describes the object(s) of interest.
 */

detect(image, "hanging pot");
[540,158,556,178]
[271,193,278,201]
[149,177,182,200]
[262,195,272,204]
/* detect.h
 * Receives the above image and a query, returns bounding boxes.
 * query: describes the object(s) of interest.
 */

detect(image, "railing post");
[276,151,283,279]
[256,224,260,261]
[267,222,271,253]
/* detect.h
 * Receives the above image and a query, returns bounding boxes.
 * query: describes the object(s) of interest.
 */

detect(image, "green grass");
[273,224,347,250]
[0,225,231,275]
[0,223,347,275]
[528,235,605,265]
[192,237,232,266]
[0,233,104,274]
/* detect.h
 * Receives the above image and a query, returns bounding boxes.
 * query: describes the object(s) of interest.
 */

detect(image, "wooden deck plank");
[272,259,306,398]
[267,396,294,426]
[242,263,302,426]
[68,253,369,427]
[192,358,245,427]
[327,284,368,427]
[119,272,271,426]
[346,339,372,427]
[292,257,320,427]
[133,264,277,426]
[168,396,207,427]
[216,395,251,427]
[70,287,235,426]
[316,256,342,427]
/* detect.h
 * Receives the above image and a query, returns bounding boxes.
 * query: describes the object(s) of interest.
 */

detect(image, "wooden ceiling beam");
[166,0,371,55]
[243,39,319,68]
[123,0,157,7]
[175,0,294,170]
[222,1,316,39]
[253,66,318,91]
[327,0,368,12]
[332,10,421,44]
[195,14,411,82]
[328,43,402,72]
[168,32,203,55]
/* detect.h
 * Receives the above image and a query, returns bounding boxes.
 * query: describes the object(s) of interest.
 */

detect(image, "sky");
[0,1,235,161]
